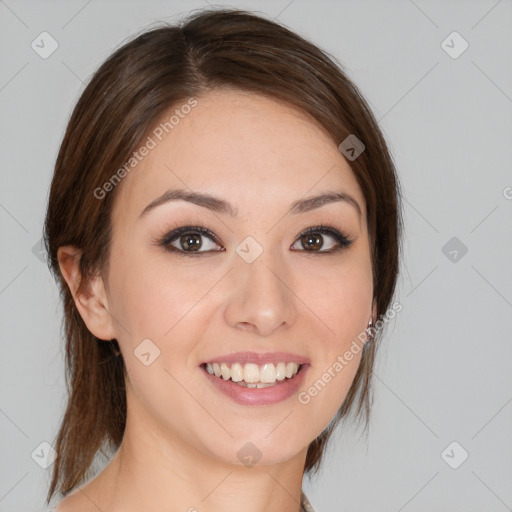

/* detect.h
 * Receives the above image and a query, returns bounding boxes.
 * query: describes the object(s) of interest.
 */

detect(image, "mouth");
[200,361,307,389]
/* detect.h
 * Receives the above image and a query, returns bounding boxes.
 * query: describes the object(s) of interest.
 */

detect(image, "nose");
[223,249,297,337]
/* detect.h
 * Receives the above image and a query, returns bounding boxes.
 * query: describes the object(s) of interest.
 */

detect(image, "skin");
[57,88,376,512]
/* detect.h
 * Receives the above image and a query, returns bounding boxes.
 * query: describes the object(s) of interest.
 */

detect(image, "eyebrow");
[139,188,362,219]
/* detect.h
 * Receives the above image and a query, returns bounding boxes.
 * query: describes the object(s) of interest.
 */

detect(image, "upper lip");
[201,351,310,366]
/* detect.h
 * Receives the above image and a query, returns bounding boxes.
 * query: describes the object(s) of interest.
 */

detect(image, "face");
[98,88,374,466]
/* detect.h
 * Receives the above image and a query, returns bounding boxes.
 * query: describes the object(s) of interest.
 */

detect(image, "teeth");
[220,362,230,381]
[236,381,277,389]
[212,363,222,378]
[205,361,301,385]
[260,363,276,383]
[243,363,260,383]
[285,362,298,379]
[231,363,243,382]
[275,362,287,381]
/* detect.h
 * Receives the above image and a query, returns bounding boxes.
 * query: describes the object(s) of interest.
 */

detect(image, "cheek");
[296,254,373,343]
[299,350,363,437]
[325,278,372,340]
[293,253,371,428]
[108,249,209,341]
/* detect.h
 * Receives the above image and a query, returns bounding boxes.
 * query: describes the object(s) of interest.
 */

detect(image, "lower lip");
[201,364,309,406]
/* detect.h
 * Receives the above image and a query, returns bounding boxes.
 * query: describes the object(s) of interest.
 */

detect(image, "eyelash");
[154,222,354,257]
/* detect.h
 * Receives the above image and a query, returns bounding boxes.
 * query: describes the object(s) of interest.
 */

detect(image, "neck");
[83,402,308,512]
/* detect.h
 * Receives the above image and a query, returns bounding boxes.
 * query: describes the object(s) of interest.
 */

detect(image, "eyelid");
[154,224,223,254]
[290,224,354,253]
[154,221,354,255]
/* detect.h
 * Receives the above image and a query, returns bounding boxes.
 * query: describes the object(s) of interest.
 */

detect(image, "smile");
[203,361,302,388]
[200,361,308,405]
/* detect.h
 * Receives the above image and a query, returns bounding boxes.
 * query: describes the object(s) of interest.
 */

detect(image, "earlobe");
[364,301,378,345]
[57,245,116,341]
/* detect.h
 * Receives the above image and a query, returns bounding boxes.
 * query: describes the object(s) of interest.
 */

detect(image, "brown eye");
[157,223,352,257]
[158,225,222,255]
[291,225,353,253]
[300,233,323,251]
[179,233,203,251]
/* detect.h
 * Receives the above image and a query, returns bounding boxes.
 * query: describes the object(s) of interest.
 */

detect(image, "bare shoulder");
[50,489,97,512]
[50,469,115,512]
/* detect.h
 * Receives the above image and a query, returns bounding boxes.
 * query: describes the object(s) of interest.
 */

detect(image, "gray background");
[1,0,511,511]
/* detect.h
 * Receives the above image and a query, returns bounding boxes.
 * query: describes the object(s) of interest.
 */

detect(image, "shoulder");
[301,491,318,512]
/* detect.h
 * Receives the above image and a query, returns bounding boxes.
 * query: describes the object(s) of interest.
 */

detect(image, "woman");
[43,7,403,512]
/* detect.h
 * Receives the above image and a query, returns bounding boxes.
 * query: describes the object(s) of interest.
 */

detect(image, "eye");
[156,225,223,256]
[290,224,353,254]
[155,223,353,256]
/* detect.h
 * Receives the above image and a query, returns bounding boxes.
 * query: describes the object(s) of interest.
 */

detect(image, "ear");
[57,245,116,341]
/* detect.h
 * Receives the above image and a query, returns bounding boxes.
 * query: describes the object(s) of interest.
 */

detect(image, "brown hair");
[43,7,403,504]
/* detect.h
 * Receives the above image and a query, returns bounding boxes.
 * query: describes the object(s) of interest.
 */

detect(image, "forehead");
[111,88,365,225]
